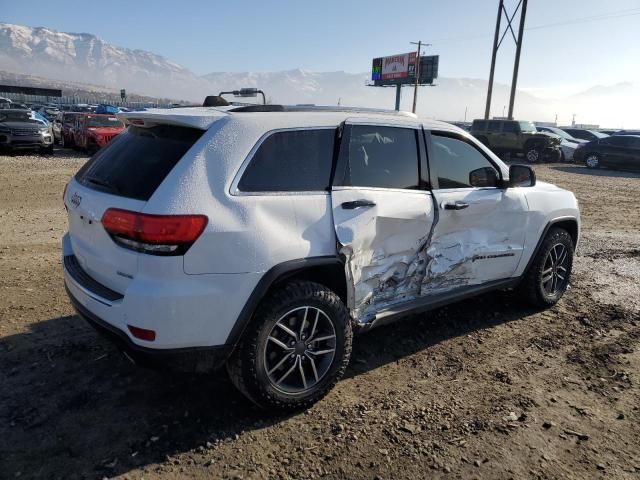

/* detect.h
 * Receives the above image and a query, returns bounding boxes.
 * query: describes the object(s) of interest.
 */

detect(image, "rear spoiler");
[117,108,228,130]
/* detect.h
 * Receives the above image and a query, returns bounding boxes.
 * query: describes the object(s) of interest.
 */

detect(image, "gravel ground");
[0,148,639,479]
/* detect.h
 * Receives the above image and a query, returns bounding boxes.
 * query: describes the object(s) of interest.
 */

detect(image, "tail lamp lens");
[101,208,207,255]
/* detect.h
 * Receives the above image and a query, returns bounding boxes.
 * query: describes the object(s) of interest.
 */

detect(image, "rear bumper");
[66,284,232,372]
[61,231,260,367]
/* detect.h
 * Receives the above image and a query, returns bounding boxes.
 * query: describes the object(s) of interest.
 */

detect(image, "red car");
[73,113,125,153]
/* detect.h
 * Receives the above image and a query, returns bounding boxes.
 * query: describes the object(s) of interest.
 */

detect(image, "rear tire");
[519,227,574,307]
[227,281,352,411]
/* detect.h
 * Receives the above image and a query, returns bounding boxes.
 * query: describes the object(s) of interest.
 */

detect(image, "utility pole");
[485,0,503,119]
[484,0,528,120]
[508,0,528,119]
[410,41,431,113]
[394,85,402,111]
[410,41,424,113]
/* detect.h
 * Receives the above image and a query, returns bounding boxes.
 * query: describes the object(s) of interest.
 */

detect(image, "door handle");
[341,200,376,209]
[443,201,469,210]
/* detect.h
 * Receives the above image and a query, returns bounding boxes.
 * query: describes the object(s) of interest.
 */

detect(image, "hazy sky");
[4,0,640,97]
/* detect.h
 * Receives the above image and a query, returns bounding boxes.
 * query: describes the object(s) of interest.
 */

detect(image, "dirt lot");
[1,149,639,479]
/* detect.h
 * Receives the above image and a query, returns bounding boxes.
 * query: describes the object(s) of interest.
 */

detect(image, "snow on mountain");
[0,22,635,126]
[0,22,210,100]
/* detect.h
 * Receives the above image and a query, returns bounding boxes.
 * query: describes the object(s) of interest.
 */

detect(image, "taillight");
[127,324,156,342]
[101,208,207,255]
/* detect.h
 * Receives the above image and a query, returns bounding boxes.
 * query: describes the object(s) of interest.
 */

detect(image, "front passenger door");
[424,131,528,293]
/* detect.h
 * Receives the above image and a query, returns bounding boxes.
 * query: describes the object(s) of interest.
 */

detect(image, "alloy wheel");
[526,149,540,163]
[585,155,599,168]
[541,243,569,296]
[263,306,337,394]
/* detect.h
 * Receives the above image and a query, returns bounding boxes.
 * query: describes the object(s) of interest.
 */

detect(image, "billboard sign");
[372,52,416,84]
[371,54,439,86]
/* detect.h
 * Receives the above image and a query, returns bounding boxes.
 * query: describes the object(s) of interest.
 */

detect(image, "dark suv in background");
[0,109,54,154]
[574,135,640,170]
[471,119,562,163]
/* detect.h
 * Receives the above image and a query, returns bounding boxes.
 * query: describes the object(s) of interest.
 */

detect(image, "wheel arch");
[522,217,579,277]
[225,256,347,348]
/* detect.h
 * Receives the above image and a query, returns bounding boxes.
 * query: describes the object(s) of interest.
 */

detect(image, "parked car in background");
[535,126,586,143]
[60,112,80,147]
[536,126,586,162]
[470,119,562,163]
[574,135,640,170]
[561,128,608,142]
[598,129,618,136]
[613,130,640,136]
[71,113,125,153]
[52,112,63,144]
[0,109,54,154]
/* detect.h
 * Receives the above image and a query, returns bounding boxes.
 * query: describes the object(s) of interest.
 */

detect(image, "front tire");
[585,153,600,168]
[519,227,574,307]
[227,281,352,410]
[525,143,542,163]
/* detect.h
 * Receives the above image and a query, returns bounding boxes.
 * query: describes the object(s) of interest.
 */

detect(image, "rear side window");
[75,125,204,201]
[335,125,419,189]
[472,120,487,131]
[238,129,335,192]
[502,122,519,133]
[487,121,501,132]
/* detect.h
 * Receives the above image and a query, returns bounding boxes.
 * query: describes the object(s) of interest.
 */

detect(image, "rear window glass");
[472,120,487,131]
[87,116,123,128]
[75,125,204,201]
[238,129,335,192]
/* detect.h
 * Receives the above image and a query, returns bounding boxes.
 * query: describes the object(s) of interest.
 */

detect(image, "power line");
[526,8,640,31]
[431,6,640,45]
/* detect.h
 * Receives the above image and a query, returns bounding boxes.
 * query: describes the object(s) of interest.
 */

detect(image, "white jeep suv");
[62,104,580,410]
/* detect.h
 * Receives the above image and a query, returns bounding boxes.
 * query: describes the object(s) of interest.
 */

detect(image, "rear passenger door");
[331,120,435,321]
[424,131,528,292]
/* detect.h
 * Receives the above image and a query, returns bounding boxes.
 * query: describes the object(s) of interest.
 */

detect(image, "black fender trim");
[224,256,344,348]
[520,217,579,279]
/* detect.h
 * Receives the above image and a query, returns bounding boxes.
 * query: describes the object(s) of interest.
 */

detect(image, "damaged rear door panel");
[331,120,435,321]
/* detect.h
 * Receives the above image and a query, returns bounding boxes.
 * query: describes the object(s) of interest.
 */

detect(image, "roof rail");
[228,104,417,117]
[229,105,285,112]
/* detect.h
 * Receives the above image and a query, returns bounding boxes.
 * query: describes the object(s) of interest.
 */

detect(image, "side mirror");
[469,167,499,188]
[508,164,536,187]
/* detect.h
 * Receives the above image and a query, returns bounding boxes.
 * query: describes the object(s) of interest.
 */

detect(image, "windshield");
[0,111,39,123]
[590,130,608,138]
[87,116,124,127]
[544,127,574,140]
[519,121,536,132]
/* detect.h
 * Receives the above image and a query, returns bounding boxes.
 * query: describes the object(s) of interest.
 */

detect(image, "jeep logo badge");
[71,193,82,208]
